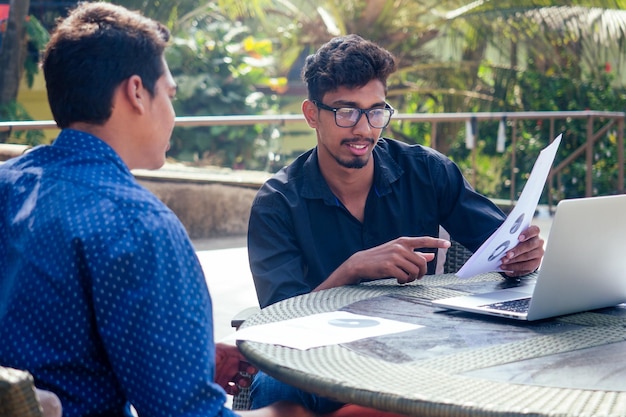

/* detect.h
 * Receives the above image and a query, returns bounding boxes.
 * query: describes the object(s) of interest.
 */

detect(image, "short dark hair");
[42,2,171,128]
[301,34,397,102]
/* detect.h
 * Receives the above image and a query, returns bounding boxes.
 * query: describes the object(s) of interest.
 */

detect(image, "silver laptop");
[432,194,626,321]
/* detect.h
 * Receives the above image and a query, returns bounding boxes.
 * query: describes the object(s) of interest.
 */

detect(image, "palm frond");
[525,6,626,46]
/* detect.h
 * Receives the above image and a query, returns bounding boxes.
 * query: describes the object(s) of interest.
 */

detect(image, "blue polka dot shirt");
[0,129,238,417]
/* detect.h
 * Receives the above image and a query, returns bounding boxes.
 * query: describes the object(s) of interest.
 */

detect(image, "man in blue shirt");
[0,3,313,417]
[247,35,545,414]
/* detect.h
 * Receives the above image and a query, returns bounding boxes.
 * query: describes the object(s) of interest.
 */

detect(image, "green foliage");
[455,141,504,198]
[396,61,626,202]
[507,66,626,200]
[24,15,49,88]
[0,15,49,145]
[0,101,46,145]
[460,66,626,202]
[499,129,555,201]
[166,8,282,169]
[104,0,203,28]
[17,0,624,191]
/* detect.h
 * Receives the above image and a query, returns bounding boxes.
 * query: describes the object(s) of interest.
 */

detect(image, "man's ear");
[302,99,319,128]
[124,75,146,114]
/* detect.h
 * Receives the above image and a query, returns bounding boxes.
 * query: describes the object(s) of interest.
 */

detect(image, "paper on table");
[224,311,423,350]
[455,134,562,278]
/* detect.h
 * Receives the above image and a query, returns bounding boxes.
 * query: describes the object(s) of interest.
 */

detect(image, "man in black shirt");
[247,34,544,414]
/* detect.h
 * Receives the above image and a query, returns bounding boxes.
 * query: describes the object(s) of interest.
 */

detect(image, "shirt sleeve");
[87,210,239,417]
[248,193,312,308]
[434,153,506,252]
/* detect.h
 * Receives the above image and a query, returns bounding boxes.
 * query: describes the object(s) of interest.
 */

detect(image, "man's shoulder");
[13,147,172,225]
[376,138,450,171]
[377,137,441,158]
[260,150,313,190]
[252,149,317,211]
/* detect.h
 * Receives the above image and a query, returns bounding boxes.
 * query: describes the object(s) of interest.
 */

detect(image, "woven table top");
[238,273,626,417]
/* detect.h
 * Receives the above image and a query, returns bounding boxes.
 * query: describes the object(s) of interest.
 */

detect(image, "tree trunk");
[0,0,30,143]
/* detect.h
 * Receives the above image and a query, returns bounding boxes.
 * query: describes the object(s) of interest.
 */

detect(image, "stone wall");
[138,179,258,239]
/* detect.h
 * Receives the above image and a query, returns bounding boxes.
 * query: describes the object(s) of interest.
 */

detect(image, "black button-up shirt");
[248,138,505,307]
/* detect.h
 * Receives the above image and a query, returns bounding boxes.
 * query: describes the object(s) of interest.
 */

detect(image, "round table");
[238,273,626,417]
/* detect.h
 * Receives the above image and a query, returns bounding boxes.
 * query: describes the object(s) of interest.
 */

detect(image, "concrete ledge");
[134,163,269,239]
[133,165,270,189]
[0,144,31,161]
[138,178,258,239]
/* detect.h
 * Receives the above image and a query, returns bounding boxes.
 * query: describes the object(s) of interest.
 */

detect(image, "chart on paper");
[455,134,562,278]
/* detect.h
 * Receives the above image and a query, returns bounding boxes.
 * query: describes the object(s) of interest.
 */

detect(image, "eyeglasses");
[313,101,394,128]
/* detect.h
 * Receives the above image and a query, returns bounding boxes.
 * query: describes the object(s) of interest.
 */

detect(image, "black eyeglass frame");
[312,100,395,128]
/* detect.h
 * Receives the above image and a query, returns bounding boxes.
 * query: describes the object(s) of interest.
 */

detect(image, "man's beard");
[332,138,375,169]
[333,154,369,169]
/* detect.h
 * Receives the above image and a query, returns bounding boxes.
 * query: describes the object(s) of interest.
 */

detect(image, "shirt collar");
[51,128,132,175]
[300,138,404,202]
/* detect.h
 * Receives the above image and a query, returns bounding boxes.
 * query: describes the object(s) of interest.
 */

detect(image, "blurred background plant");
[1,0,625,200]
[216,0,626,200]
[165,3,284,170]
[0,0,48,144]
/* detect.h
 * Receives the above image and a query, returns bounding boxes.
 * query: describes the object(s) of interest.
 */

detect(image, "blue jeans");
[250,370,344,414]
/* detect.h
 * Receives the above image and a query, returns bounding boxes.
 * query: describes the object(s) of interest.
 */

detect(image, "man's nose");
[351,112,373,134]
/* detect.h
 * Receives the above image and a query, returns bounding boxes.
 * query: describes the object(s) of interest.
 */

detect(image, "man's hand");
[317,236,450,291]
[215,342,257,395]
[500,225,545,277]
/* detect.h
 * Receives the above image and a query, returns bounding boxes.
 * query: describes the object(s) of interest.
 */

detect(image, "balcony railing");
[1,110,624,209]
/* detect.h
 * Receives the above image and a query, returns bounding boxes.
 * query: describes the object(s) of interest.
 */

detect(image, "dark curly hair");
[42,2,170,129]
[301,34,397,102]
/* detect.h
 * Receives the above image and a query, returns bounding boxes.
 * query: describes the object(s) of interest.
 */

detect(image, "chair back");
[443,240,473,274]
[0,366,43,417]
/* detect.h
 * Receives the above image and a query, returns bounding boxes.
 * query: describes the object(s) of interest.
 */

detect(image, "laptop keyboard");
[480,297,531,313]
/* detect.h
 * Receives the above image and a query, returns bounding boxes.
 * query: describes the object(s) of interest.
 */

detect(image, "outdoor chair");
[442,239,474,273]
[0,366,62,417]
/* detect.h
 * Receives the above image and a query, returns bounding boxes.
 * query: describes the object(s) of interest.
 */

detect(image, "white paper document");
[455,134,562,278]
[226,311,423,350]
